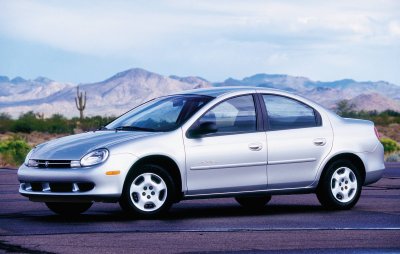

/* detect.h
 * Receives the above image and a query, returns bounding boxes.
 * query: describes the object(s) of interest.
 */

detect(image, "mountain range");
[0,68,399,118]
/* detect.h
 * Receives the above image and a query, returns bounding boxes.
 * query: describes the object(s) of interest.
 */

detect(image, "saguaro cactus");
[75,86,87,120]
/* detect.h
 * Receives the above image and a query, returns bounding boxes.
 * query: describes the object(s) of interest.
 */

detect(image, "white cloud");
[0,0,399,84]
[389,21,400,37]
[1,0,399,55]
[1,1,212,56]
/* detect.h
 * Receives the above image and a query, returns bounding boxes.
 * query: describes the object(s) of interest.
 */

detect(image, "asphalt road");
[0,164,399,253]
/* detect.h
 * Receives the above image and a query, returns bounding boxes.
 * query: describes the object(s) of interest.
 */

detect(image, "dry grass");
[377,124,400,143]
[0,155,15,168]
[0,132,67,148]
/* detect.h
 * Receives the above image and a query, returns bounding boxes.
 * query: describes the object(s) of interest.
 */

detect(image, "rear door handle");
[313,138,326,146]
[248,143,263,151]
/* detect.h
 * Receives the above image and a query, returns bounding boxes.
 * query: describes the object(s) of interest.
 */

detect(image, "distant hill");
[0,68,211,118]
[215,74,400,110]
[0,68,399,118]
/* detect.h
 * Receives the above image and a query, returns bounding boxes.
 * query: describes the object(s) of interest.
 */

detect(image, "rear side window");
[262,95,318,131]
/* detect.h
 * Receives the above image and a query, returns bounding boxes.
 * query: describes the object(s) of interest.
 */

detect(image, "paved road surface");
[0,164,399,253]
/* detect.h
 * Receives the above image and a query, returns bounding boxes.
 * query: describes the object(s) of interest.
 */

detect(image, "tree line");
[1,101,400,134]
[335,100,400,125]
[0,112,116,134]
[1,101,400,166]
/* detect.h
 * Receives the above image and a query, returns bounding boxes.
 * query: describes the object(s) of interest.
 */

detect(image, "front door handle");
[248,143,263,151]
[313,138,326,146]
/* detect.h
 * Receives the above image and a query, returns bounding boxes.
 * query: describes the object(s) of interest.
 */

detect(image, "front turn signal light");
[106,170,120,175]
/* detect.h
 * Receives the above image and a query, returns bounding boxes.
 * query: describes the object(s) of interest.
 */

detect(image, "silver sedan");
[18,87,385,217]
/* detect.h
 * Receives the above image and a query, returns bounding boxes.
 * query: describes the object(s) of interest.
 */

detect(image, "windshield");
[106,95,213,132]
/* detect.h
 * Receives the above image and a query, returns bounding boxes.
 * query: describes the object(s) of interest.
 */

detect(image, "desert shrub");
[5,113,115,134]
[46,114,74,134]
[386,153,400,162]
[0,113,13,133]
[334,101,400,126]
[0,135,31,166]
[76,115,116,131]
[11,111,42,133]
[380,137,400,154]
[336,100,356,117]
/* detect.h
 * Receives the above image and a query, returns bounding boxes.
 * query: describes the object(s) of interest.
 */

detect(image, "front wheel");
[119,164,175,218]
[45,202,92,215]
[316,160,362,210]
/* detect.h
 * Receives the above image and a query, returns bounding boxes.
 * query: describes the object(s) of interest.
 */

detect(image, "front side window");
[262,94,318,131]
[106,95,212,132]
[196,95,257,135]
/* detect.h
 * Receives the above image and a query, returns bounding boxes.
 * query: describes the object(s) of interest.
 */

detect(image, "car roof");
[177,86,281,97]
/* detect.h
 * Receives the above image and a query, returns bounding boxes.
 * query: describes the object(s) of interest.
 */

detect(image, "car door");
[260,94,333,189]
[183,94,268,195]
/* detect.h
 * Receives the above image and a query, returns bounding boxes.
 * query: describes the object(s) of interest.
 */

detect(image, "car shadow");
[27,203,330,223]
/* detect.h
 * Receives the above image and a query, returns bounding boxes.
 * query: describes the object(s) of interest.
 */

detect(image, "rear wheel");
[119,164,175,218]
[317,160,362,210]
[45,202,92,215]
[235,195,271,209]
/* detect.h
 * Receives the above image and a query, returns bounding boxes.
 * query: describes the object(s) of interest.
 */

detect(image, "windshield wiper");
[114,126,156,132]
[96,126,108,131]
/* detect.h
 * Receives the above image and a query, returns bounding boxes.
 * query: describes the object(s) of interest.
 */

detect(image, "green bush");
[0,135,31,166]
[380,137,400,154]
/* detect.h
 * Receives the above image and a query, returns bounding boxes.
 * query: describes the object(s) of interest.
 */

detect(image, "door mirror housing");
[188,121,218,138]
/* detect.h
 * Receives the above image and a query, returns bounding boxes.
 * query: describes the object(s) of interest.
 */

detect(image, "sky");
[0,0,399,85]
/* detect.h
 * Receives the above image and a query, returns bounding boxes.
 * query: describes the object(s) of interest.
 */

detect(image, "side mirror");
[188,121,218,138]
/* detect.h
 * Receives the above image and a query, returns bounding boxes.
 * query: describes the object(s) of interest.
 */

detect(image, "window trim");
[258,93,322,131]
[253,93,266,131]
[186,94,262,139]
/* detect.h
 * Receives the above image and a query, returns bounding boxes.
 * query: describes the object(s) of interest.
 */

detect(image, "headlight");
[80,148,109,167]
[24,149,34,166]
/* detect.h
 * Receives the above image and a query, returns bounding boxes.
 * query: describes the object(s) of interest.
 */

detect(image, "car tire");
[235,195,271,209]
[316,160,362,210]
[45,202,92,215]
[119,164,176,218]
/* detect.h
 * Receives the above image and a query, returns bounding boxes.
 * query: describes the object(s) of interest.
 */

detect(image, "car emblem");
[45,161,49,168]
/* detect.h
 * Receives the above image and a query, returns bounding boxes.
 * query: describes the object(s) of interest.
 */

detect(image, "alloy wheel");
[330,166,358,203]
[129,172,168,212]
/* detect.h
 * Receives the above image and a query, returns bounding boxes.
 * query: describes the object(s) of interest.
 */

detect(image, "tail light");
[374,127,380,139]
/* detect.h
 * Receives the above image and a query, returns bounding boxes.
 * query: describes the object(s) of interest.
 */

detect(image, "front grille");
[31,182,43,192]
[21,182,95,193]
[49,182,73,192]
[35,160,71,168]
[77,183,95,192]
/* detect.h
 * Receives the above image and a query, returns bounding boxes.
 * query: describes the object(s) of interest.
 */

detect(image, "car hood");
[31,130,158,160]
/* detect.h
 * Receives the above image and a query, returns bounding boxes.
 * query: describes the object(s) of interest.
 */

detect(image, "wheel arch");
[318,153,366,187]
[123,155,183,201]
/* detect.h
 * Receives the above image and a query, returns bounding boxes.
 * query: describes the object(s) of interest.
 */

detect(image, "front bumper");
[18,153,137,203]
